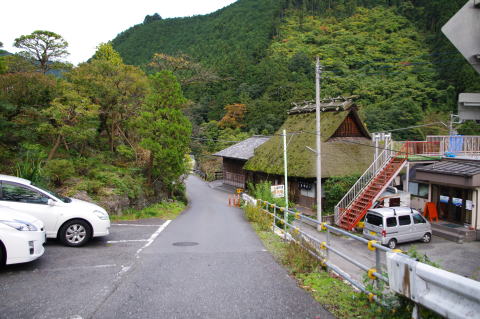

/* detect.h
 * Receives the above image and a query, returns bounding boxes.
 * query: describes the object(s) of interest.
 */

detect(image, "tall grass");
[15,152,45,185]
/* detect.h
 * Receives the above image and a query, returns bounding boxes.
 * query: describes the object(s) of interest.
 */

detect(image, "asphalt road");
[0,176,333,319]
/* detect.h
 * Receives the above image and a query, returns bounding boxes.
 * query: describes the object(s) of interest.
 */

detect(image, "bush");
[244,204,272,231]
[283,238,320,274]
[248,181,296,228]
[44,159,75,186]
[324,175,360,213]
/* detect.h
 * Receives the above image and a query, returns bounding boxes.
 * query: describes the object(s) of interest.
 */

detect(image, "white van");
[363,207,432,249]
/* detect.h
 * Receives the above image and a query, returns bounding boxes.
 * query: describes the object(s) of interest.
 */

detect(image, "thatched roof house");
[244,97,373,179]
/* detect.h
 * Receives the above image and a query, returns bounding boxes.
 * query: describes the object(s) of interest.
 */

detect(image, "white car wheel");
[59,220,91,247]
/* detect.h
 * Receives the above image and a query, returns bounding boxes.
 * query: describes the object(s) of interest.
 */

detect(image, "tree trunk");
[148,152,154,185]
[110,121,115,152]
[47,135,62,161]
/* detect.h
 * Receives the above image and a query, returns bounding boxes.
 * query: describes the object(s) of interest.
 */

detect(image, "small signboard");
[271,185,285,198]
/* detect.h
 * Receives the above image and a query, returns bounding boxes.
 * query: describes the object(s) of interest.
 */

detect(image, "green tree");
[136,71,192,194]
[38,82,99,160]
[14,30,69,74]
[67,44,149,152]
[91,43,123,65]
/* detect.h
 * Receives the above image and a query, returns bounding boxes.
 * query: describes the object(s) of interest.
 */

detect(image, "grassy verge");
[243,204,441,319]
[244,204,372,318]
[111,201,186,221]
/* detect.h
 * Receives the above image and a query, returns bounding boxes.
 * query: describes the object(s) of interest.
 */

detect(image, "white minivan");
[0,175,110,247]
[363,207,432,249]
[0,206,46,266]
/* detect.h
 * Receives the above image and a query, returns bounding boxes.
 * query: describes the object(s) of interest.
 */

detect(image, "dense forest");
[112,0,479,140]
[1,0,479,211]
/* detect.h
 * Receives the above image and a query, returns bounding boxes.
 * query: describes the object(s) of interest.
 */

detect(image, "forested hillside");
[112,0,479,142]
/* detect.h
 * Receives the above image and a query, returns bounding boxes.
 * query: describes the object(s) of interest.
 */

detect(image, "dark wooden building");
[213,136,270,188]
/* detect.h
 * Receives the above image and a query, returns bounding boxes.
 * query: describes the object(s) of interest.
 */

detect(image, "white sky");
[1,0,237,65]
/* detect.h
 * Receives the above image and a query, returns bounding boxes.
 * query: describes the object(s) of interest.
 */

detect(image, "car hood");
[67,198,107,214]
[0,205,44,229]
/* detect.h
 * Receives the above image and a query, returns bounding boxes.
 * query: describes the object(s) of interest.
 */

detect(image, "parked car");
[363,207,432,249]
[0,206,46,266]
[0,175,110,247]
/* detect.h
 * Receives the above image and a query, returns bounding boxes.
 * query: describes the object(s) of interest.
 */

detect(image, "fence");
[242,194,480,318]
[245,195,392,305]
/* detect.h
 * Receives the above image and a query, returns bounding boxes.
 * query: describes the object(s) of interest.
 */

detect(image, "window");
[398,215,411,226]
[409,182,429,198]
[412,213,426,224]
[299,182,315,198]
[365,213,383,226]
[386,217,397,227]
[0,182,50,205]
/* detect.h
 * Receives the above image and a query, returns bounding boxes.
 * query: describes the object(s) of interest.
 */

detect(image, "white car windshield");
[33,184,72,203]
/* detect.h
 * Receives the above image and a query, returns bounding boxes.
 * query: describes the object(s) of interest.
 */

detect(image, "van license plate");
[370,231,376,236]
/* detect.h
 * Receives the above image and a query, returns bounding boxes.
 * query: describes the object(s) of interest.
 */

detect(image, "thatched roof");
[244,100,374,178]
[213,136,270,160]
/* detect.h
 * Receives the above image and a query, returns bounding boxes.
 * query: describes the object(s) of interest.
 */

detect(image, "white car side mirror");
[47,199,56,206]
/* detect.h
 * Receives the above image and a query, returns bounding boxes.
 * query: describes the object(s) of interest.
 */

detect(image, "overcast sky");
[1,0,237,65]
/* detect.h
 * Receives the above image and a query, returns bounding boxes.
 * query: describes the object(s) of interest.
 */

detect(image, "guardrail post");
[412,304,420,319]
[326,227,331,271]
[273,204,277,230]
[375,248,381,289]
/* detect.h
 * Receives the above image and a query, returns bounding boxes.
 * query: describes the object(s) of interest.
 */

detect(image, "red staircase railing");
[336,141,440,231]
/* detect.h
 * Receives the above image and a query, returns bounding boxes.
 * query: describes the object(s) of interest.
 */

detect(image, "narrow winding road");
[93,175,333,318]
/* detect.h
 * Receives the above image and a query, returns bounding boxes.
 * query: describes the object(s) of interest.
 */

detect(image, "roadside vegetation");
[111,201,186,221]
[0,38,191,214]
[243,203,442,319]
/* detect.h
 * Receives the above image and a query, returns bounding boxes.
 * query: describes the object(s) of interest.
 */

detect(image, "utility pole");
[316,57,322,229]
[283,129,289,239]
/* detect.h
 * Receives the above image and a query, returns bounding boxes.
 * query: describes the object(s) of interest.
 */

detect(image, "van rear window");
[365,213,383,226]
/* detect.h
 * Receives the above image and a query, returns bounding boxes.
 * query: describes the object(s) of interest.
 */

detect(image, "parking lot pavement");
[296,221,480,283]
[0,219,169,319]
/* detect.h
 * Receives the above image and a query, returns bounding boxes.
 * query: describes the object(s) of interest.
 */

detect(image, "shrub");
[248,181,296,228]
[324,175,360,213]
[283,238,320,275]
[44,159,75,186]
[244,204,272,231]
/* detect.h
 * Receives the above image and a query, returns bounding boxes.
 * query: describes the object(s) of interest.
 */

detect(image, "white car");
[0,174,110,247]
[0,206,46,266]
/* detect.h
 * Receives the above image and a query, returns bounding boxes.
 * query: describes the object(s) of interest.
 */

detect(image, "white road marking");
[111,224,163,227]
[106,239,149,244]
[37,264,117,272]
[135,220,172,258]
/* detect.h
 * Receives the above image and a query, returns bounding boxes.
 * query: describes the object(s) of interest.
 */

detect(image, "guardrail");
[245,195,392,305]
[242,195,480,318]
[387,252,480,319]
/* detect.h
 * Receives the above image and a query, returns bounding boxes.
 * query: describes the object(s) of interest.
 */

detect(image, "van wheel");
[422,233,432,243]
[387,239,397,249]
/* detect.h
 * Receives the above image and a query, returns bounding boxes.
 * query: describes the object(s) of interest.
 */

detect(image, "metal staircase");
[334,141,408,230]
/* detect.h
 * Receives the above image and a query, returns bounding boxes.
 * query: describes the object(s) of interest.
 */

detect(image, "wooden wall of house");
[332,113,366,138]
[223,158,245,174]
[223,158,247,188]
